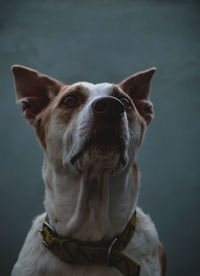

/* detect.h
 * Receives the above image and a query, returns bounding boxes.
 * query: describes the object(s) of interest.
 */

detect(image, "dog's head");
[12,66,155,175]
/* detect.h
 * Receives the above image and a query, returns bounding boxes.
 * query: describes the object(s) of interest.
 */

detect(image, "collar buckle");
[43,220,57,236]
[107,238,118,266]
[40,219,57,247]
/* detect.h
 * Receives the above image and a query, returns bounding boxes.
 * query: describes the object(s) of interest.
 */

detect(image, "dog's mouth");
[70,128,127,167]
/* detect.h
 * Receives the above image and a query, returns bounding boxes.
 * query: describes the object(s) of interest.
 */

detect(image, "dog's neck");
[43,158,139,242]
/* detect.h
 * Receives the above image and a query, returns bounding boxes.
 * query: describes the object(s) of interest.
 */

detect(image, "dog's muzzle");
[70,96,128,169]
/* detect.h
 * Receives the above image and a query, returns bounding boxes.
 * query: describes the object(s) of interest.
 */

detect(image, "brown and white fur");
[11,65,166,276]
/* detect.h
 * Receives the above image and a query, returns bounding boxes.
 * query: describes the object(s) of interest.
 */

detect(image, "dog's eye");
[60,94,80,107]
[118,97,132,109]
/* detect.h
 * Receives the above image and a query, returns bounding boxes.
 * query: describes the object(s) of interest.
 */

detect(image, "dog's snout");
[92,96,124,118]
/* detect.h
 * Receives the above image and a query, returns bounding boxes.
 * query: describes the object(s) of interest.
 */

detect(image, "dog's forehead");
[73,81,115,97]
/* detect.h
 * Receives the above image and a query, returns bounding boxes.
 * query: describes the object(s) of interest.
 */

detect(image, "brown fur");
[133,162,140,190]
[158,241,167,276]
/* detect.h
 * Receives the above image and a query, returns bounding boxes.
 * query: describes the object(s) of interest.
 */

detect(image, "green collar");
[40,211,140,276]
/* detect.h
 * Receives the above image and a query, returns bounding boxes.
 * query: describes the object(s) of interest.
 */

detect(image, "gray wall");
[1,0,199,275]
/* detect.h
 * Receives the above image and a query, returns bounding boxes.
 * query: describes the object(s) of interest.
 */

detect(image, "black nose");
[92,96,124,119]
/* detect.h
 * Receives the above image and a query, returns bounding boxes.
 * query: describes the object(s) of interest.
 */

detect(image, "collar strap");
[40,211,140,276]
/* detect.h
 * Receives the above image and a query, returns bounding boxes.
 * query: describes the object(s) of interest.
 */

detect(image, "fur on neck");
[43,159,140,242]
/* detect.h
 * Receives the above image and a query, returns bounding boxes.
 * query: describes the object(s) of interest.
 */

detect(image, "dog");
[11,65,166,276]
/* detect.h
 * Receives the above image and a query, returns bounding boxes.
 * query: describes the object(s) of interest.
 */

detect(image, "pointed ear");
[12,65,63,125]
[119,68,156,125]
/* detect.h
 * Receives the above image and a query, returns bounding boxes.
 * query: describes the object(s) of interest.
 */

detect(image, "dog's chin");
[70,135,128,175]
[73,149,127,175]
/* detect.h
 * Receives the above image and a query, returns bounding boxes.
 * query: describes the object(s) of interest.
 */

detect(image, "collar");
[40,211,140,276]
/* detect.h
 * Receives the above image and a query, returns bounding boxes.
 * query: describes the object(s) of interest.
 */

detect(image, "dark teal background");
[1,0,199,275]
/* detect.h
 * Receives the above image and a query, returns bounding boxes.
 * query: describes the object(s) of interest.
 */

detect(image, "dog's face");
[39,82,142,174]
[12,66,155,175]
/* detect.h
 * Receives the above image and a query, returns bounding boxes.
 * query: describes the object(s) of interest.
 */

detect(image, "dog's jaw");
[66,114,131,174]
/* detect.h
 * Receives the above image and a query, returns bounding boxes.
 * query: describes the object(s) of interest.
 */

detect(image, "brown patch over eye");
[111,86,134,110]
[58,85,87,109]
[118,97,132,110]
[60,94,80,107]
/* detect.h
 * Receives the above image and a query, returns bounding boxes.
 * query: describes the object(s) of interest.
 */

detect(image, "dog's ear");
[12,65,63,125]
[119,68,156,125]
